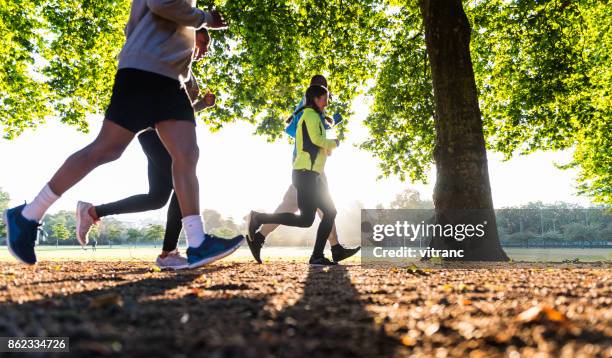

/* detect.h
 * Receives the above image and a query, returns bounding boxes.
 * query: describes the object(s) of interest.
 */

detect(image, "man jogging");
[4,1,243,269]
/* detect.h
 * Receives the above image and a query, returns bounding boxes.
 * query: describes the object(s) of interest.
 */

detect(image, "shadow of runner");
[0,263,262,356]
[0,263,410,357]
[265,265,408,357]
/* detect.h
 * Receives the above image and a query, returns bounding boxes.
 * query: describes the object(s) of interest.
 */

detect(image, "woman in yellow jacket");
[248,85,340,266]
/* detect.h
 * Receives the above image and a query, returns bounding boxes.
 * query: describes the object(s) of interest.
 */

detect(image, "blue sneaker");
[3,204,39,265]
[186,234,245,269]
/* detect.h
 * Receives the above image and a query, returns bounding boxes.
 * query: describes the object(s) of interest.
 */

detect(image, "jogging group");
[3,1,361,270]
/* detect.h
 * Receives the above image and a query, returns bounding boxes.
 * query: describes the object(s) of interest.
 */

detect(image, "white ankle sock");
[22,184,60,222]
[182,215,206,248]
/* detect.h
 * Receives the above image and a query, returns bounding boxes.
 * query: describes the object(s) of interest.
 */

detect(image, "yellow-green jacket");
[293,107,338,173]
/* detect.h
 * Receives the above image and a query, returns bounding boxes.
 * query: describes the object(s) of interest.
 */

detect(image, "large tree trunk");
[419,0,508,261]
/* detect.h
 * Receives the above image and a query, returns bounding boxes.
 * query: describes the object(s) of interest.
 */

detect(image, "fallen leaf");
[401,335,416,346]
[517,304,567,323]
[89,293,123,309]
[516,304,580,334]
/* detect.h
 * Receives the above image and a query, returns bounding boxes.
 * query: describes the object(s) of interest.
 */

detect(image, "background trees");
[0,0,609,257]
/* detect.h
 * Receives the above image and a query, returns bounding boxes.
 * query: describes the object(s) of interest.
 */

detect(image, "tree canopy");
[0,0,609,203]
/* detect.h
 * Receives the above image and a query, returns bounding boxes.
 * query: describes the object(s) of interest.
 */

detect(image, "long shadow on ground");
[0,262,407,357]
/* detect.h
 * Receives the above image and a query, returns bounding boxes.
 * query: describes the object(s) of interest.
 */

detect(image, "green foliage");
[50,222,70,242]
[193,0,388,140]
[0,0,129,138]
[0,0,51,138]
[363,0,611,203]
[144,224,165,243]
[0,187,9,238]
[98,217,125,245]
[1,0,610,205]
[470,0,612,204]
[203,209,240,236]
[42,210,77,243]
[360,2,435,182]
[388,188,433,209]
[496,202,610,246]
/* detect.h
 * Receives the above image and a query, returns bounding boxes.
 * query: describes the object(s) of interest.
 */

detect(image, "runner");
[76,31,217,270]
[248,85,344,266]
[3,1,243,268]
[246,75,360,264]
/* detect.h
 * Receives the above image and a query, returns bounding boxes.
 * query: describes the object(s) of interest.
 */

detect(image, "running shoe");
[247,211,261,246]
[246,232,265,264]
[4,204,39,265]
[76,201,97,246]
[331,245,361,262]
[156,250,189,270]
[187,234,245,269]
[309,256,338,266]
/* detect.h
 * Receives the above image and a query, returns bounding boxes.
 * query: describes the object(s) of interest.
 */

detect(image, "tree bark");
[419,0,508,261]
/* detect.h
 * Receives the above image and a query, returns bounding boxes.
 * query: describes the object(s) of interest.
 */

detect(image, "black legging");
[95,130,182,252]
[257,170,337,258]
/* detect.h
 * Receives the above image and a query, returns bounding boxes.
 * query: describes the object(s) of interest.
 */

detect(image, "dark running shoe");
[187,234,245,269]
[247,211,261,246]
[246,232,265,264]
[332,245,361,262]
[4,204,39,265]
[309,256,338,266]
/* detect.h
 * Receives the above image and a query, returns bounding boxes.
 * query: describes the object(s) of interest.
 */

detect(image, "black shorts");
[105,68,195,133]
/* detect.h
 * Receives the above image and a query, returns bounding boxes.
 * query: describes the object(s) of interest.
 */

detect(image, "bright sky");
[0,94,592,224]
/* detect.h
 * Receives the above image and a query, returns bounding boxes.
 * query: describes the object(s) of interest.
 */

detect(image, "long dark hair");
[285,85,328,123]
[304,85,328,113]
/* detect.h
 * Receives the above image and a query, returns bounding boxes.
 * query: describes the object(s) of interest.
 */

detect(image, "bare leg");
[154,120,199,216]
[48,120,134,195]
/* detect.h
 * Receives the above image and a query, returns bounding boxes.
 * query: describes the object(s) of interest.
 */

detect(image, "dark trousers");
[95,130,181,252]
[257,170,337,258]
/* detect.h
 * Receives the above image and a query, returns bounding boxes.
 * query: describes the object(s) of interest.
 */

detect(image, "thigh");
[154,120,198,162]
[293,171,317,217]
[91,119,135,154]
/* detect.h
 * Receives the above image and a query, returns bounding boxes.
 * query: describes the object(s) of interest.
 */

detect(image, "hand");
[202,91,216,107]
[193,30,209,61]
[185,78,200,101]
[207,10,228,29]
[335,139,340,147]
[193,91,216,112]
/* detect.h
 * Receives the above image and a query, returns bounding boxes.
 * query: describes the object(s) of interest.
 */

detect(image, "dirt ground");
[0,260,610,357]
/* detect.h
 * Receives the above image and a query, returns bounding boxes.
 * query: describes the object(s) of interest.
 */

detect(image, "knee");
[171,143,199,168]
[323,208,337,221]
[84,142,125,165]
[148,191,171,209]
[298,212,316,227]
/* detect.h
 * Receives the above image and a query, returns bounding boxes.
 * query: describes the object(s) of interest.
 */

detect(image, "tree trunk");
[419,0,508,261]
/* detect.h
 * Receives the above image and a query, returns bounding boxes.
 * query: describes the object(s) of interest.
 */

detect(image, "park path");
[0,261,610,357]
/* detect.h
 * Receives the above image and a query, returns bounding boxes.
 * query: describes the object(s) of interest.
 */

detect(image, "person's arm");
[193,92,216,112]
[304,111,338,150]
[146,0,211,28]
[184,76,200,102]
